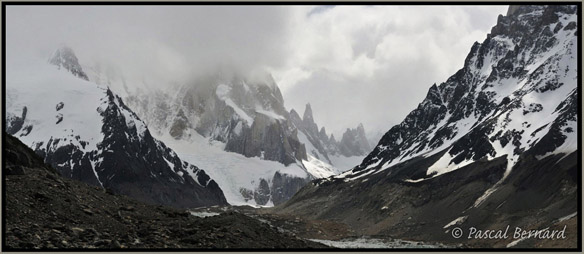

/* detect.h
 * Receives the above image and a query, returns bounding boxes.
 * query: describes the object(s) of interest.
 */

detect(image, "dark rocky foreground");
[3,133,326,250]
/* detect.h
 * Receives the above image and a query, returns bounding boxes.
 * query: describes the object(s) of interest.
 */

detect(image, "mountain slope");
[98,71,314,206]
[351,5,577,180]
[4,133,326,249]
[101,68,363,206]
[275,5,579,248]
[5,47,227,208]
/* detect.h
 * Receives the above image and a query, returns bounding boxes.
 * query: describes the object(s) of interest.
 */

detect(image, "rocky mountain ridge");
[290,104,372,165]
[98,66,370,206]
[275,4,579,249]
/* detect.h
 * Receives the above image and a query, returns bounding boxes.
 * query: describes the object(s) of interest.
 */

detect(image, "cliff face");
[506,5,521,16]
[225,113,307,166]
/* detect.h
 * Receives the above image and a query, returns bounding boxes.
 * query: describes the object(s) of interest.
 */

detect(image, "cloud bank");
[6,5,508,138]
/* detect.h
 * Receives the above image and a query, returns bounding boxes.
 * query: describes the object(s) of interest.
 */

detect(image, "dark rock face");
[275,5,578,248]
[302,104,319,136]
[169,109,191,139]
[253,179,271,205]
[94,89,228,208]
[225,114,307,166]
[237,172,310,206]
[271,172,311,206]
[6,106,27,135]
[338,123,371,157]
[48,46,89,81]
[4,133,58,176]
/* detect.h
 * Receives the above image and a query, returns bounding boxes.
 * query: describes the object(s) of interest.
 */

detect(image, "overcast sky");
[6,5,508,139]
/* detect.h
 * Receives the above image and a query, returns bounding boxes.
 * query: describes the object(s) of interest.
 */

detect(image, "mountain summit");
[48,45,89,81]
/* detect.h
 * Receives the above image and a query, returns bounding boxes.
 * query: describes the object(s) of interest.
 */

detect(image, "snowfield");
[6,58,107,156]
[153,130,309,207]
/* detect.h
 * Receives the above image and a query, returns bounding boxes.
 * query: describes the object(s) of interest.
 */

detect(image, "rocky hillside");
[3,133,326,250]
[274,5,578,248]
[5,46,227,208]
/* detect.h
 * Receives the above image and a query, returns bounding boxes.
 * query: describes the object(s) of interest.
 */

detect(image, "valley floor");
[6,163,577,250]
[189,205,456,249]
[4,133,578,250]
[3,166,327,250]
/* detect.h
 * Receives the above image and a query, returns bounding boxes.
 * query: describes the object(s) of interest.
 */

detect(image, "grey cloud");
[6,5,292,82]
[6,5,508,141]
[278,6,507,138]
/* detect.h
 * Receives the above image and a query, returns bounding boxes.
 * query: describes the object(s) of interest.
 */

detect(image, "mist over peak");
[6,5,507,139]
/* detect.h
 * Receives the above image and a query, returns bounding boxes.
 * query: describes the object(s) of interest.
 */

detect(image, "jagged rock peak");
[303,103,314,123]
[329,134,337,144]
[506,5,521,16]
[357,123,365,132]
[48,45,89,81]
[338,123,371,157]
[290,109,300,119]
[319,127,328,141]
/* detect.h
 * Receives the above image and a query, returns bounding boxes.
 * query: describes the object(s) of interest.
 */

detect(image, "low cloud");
[6,5,507,139]
[6,6,292,83]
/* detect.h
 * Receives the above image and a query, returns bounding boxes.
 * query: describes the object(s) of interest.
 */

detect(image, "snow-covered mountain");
[48,46,89,81]
[85,69,315,206]
[277,5,578,246]
[89,65,366,206]
[5,47,228,208]
[346,4,577,185]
